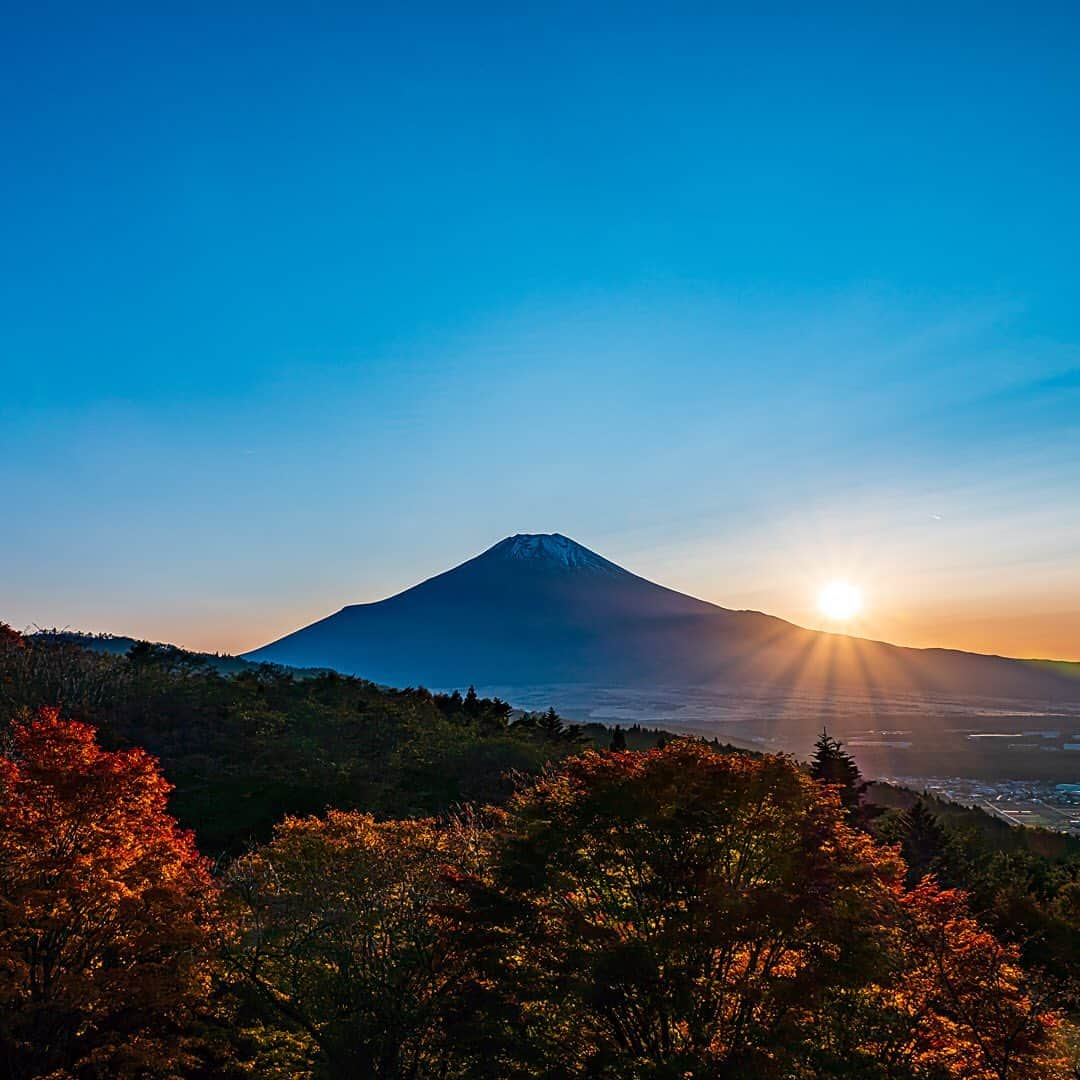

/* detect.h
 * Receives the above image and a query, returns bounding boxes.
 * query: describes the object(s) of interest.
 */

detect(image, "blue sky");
[3,8,1079,658]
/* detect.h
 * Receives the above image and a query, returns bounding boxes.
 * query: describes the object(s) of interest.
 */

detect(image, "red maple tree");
[0,708,219,1078]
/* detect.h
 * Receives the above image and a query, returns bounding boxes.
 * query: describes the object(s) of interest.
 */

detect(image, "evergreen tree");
[537,707,564,739]
[609,725,627,752]
[463,685,481,718]
[517,707,586,744]
[809,728,865,814]
[477,696,512,736]
[899,797,950,882]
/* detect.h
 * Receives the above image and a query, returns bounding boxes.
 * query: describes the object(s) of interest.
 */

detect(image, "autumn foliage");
[444,743,1064,1077]
[0,709,218,1078]
[0,703,1069,1078]
[224,809,486,1078]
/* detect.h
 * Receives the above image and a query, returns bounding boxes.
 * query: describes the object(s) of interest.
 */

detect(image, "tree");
[463,685,481,718]
[448,742,905,1075]
[0,708,220,1078]
[517,707,586,744]
[0,627,128,729]
[477,696,513,736]
[608,724,627,751]
[446,742,1066,1078]
[894,881,1064,1079]
[810,727,866,814]
[898,796,951,883]
[0,631,582,853]
[225,809,484,1079]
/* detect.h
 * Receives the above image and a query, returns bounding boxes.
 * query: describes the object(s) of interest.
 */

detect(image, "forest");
[2,625,1080,1078]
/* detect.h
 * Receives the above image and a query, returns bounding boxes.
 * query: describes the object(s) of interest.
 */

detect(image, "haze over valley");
[243,532,1080,787]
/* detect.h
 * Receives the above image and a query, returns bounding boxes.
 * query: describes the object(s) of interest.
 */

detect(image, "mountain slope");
[245,534,1080,702]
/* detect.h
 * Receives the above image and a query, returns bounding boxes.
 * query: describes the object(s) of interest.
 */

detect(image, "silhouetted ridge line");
[245,533,1080,703]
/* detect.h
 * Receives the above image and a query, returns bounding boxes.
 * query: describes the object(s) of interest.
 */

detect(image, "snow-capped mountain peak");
[484,533,627,574]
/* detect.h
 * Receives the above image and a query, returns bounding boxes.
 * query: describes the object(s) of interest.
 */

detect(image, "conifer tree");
[516,707,586,745]
[898,796,950,882]
[463,685,481,717]
[809,728,865,814]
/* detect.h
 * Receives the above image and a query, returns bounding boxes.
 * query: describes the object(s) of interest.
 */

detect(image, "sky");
[2,7,1079,661]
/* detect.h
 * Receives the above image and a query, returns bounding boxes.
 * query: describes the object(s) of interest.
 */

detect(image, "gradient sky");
[3,8,1079,660]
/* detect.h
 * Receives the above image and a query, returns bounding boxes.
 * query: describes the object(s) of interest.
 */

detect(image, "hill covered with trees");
[0,626,670,854]
[2,625,1080,1076]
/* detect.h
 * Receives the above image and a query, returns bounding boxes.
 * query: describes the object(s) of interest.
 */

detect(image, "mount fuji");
[244,534,1080,704]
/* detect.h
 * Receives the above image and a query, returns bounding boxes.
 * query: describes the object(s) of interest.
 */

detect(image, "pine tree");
[478,696,512,735]
[463,685,481,718]
[809,728,865,814]
[899,797,949,882]
[609,725,627,751]
[517,707,586,744]
[536,707,564,739]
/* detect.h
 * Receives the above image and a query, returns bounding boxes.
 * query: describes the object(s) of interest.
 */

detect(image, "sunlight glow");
[818,580,863,622]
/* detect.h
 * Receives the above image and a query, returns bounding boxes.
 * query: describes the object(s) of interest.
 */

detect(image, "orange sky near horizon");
[792,603,1080,664]
[102,601,1079,669]
[66,568,1079,668]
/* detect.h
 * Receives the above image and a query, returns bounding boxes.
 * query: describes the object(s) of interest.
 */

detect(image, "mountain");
[245,533,1080,703]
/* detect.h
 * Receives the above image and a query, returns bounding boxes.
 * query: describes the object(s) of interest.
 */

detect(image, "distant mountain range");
[32,631,327,678]
[245,534,1080,703]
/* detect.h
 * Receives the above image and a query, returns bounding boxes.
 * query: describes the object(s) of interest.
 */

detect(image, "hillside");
[0,625,665,854]
[6,620,1080,1072]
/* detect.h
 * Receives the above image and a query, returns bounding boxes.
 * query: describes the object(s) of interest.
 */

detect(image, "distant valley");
[241,533,1080,783]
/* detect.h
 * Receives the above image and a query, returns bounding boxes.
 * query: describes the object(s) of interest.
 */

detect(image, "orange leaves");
[0,716,1068,1077]
[0,708,220,1078]
[224,808,481,1077]
[456,743,904,1070]
[451,741,1067,1077]
[885,880,1068,1079]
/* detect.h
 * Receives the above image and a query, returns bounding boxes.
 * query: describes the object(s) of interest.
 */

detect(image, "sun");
[818,580,863,622]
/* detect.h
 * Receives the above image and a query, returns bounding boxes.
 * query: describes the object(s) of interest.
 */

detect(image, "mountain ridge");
[245,533,1080,702]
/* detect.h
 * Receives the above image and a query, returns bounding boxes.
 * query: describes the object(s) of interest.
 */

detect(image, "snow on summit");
[486,533,627,574]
